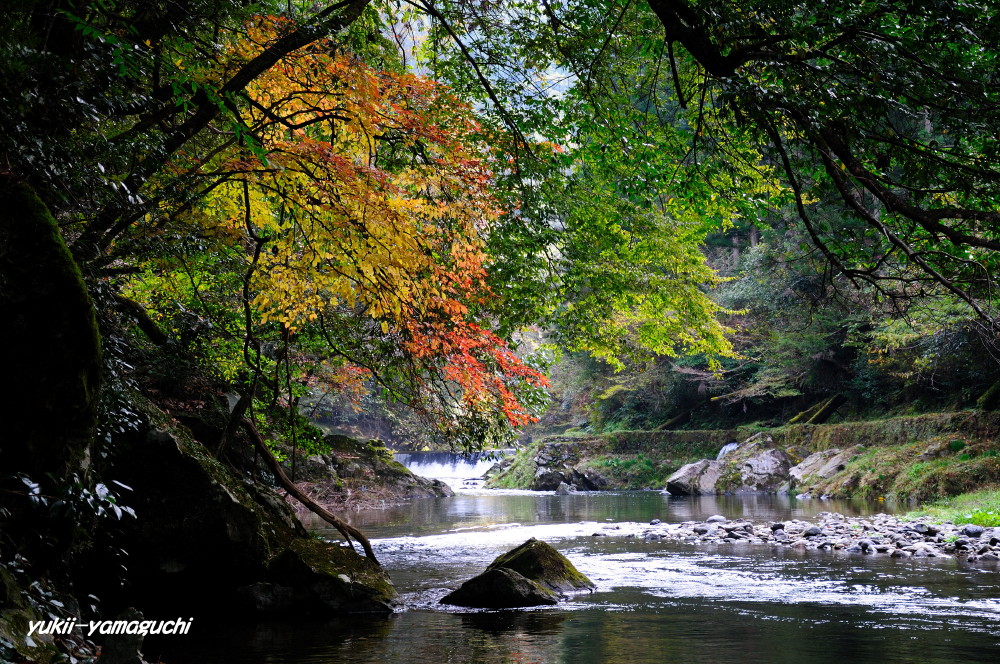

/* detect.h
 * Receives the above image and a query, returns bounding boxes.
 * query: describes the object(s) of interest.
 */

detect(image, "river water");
[158,491,1000,663]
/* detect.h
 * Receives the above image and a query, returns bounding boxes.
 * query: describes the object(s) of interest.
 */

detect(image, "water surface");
[158,492,1000,663]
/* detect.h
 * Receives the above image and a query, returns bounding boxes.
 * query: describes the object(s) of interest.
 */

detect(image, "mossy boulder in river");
[439,567,558,608]
[440,538,594,608]
[488,538,595,594]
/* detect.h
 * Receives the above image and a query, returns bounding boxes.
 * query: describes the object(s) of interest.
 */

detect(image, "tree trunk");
[806,394,846,425]
[238,417,379,565]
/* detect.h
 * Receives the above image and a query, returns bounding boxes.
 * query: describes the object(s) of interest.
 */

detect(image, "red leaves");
[187,16,545,430]
[407,320,548,427]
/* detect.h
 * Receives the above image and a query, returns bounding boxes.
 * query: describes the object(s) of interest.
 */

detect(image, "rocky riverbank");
[281,434,454,512]
[489,412,1000,503]
[599,511,1000,563]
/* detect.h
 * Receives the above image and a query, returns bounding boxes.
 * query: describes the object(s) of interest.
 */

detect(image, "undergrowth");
[909,488,1000,527]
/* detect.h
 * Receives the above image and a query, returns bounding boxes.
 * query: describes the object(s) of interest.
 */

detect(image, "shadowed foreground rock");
[113,428,396,617]
[439,567,558,608]
[441,538,594,608]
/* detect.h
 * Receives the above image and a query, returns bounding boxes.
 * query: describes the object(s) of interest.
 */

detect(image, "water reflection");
[159,493,1000,664]
[304,492,900,539]
[154,594,1000,664]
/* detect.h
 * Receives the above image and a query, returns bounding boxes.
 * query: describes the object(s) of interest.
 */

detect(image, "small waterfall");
[394,450,512,490]
[716,442,739,460]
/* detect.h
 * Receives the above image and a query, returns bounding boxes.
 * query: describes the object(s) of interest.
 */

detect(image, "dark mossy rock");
[439,567,557,608]
[0,566,54,663]
[440,538,593,608]
[487,538,595,594]
[0,565,100,663]
[0,180,101,481]
[98,608,146,664]
[238,538,396,615]
[109,427,395,617]
[977,379,1000,411]
[532,470,570,491]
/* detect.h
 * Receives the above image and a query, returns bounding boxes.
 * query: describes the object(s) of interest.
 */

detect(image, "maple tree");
[125,15,548,444]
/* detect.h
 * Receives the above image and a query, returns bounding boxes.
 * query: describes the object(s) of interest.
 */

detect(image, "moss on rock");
[0,180,101,480]
[487,538,594,594]
[263,538,395,614]
[440,538,592,608]
[439,567,557,609]
[976,379,1000,411]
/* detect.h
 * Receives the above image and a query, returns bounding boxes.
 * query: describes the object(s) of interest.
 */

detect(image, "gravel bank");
[598,511,1000,563]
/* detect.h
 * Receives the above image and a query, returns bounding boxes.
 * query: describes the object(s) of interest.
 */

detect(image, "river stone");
[665,460,723,495]
[440,538,594,608]
[234,582,297,614]
[571,468,611,491]
[963,524,985,538]
[533,470,569,491]
[265,538,396,614]
[556,481,577,495]
[486,538,595,594]
[439,567,558,608]
[98,608,147,664]
[289,453,338,481]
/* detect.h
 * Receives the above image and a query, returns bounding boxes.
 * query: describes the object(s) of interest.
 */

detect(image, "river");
[157,490,1000,663]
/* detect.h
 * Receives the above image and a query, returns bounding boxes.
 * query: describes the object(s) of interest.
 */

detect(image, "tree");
[647,0,1000,321]
[127,15,549,444]
[401,0,779,369]
[407,0,1000,331]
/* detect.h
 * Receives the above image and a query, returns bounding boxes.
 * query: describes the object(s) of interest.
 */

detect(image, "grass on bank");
[908,487,1000,527]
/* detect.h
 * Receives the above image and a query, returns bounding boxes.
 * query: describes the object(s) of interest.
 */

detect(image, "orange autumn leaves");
[202,16,546,426]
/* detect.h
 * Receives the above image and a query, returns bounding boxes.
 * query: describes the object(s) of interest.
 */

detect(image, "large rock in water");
[790,447,859,483]
[665,459,723,495]
[441,538,594,608]
[439,567,558,608]
[738,448,793,492]
[667,444,795,494]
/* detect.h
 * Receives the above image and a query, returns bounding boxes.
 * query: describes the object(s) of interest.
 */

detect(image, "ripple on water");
[370,519,1000,634]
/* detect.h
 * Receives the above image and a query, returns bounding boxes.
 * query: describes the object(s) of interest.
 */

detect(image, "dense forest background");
[3,1,1000,658]
[5,0,1000,454]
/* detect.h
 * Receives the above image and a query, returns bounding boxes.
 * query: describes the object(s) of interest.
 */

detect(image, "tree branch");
[114,294,169,346]
[239,416,379,564]
[80,0,373,261]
